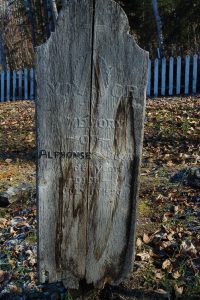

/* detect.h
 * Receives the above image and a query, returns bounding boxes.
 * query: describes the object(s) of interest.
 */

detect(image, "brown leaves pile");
[0,101,35,156]
[0,97,200,297]
[134,96,200,297]
[135,224,199,295]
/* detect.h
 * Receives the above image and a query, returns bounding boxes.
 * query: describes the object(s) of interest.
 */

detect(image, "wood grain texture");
[36,0,148,289]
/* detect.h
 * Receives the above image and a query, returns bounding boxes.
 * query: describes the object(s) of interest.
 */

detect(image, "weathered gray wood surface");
[36,0,148,289]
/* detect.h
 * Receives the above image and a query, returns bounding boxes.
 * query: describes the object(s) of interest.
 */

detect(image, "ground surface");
[0,97,199,299]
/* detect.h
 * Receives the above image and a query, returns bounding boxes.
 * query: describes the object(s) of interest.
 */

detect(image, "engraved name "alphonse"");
[39,150,91,159]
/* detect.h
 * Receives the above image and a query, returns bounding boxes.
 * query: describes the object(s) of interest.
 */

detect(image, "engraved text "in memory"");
[65,117,124,129]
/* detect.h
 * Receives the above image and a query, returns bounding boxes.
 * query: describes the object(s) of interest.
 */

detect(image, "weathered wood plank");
[24,68,28,99]
[13,70,16,101]
[18,69,23,100]
[161,57,166,96]
[30,68,34,100]
[36,0,94,288]
[6,70,10,101]
[184,55,190,94]
[154,58,158,97]
[87,0,148,286]
[1,70,4,102]
[36,0,148,290]
[169,57,174,96]
[192,54,198,94]
[176,56,181,95]
[147,59,151,96]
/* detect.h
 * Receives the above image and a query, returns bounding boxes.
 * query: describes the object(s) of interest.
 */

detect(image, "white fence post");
[30,68,34,100]
[13,70,17,101]
[6,70,10,101]
[161,57,166,96]
[184,55,190,94]
[192,54,198,94]
[1,70,4,102]
[18,69,23,99]
[147,60,151,97]
[169,57,174,95]
[24,68,28,99]
[176,56,181,95]
[154,58,159,97]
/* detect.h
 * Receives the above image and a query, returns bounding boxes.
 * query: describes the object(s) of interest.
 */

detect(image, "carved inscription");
[64,117,124,129]
[47,79,145,104]
[61,161,132,198]
[39,150,91,159]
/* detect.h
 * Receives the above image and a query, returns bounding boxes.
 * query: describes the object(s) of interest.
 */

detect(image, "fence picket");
[169,57,174,95]
[1,71,4,102]
[192,54,198,94]
[6,70,10,101]
[18,69,23,99]
[161,57,166,96]
[185,55,190,94]
[147,60,151,96]
[24,68,28,99]
[30,68,34,100]
[13,70,16,101]
[0,57,199,101]
[176,56,181,95]
[154,58,159,97]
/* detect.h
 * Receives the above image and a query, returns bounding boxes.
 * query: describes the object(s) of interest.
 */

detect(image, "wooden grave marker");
[36,0,148,290]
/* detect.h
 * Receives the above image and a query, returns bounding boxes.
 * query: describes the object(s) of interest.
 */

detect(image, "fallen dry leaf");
[180,241,197,256]
[136,237,143,248]
[163,211,174,222]
[162,259,171,270]
[136,252,151,261]
[143,233,150,244]
[174,284,184,297]
[8,284,18,293]
[167,233,174,241]
[0,270,5,283]
[29,272,35,281]
[15,221,30,228]
[155,288,169,296]
[172,270,181,279]
[155,271,164,279]
[171,205,179,213]
[155,194,164,205]
[0,218,7,228]
[5,158,12,164]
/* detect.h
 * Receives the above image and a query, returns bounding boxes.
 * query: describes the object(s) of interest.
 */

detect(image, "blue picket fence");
[0,54,199,102]
[148,54,199,97]
[0,68,35,102]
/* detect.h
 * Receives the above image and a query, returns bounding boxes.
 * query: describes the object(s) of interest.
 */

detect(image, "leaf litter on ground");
[0,96,199,299]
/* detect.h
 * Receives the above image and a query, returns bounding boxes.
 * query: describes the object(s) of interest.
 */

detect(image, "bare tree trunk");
[24,0,36,48]
[50,0,58,25]
[0,31,5,70]
[151,0,164,57]
[43,0,51,38]
[0,0,6,70]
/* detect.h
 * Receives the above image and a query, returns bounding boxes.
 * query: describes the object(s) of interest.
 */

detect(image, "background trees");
[120,0,200,56]
[0,0,199,70]
[0,0,7,70]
